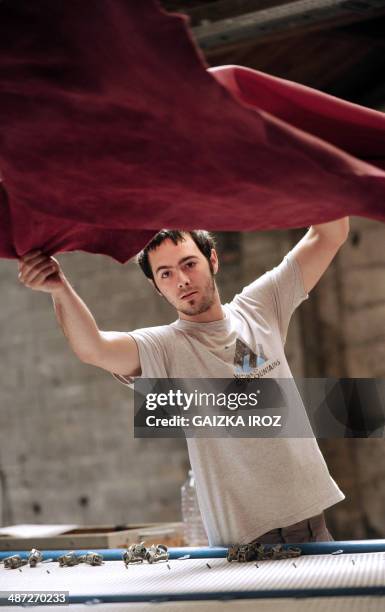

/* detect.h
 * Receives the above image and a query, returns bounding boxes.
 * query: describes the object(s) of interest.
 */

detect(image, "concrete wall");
[314,217,385,539]
[1,222,384,539]
[0,252,187,526]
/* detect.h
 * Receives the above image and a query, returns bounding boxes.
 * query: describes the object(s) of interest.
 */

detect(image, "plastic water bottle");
[181,470,208,546]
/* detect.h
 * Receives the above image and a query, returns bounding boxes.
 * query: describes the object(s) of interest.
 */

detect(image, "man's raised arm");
[17,250,141,377]
[290,217,350,294]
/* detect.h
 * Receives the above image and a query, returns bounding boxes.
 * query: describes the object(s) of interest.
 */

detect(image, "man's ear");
[210,248,219,275]
[148,277,163,296]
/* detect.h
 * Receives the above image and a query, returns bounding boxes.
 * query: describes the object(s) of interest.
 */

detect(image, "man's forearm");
[51,277,102,361]
[291,216,349,293]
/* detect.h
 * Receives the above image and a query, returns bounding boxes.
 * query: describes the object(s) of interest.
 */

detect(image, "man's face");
[148,235,219,317]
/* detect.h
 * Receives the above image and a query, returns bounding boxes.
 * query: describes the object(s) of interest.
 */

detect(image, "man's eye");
[161,271,170,279]
[186,261,196,268]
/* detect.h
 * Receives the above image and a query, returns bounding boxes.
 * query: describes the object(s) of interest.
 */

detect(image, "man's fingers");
[20,249,43,263]
[17,250,61,291]
[32,267,57,287]
[22,267,55,289]
[19,261,57,284]
[26,263,54,283]
[19,254,51,274]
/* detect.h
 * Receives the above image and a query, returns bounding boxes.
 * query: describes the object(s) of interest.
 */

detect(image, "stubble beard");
[171,274,217,316]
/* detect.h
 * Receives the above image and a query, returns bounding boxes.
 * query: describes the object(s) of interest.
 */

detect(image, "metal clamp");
[122,542,169,565]
[28,548,43,568]
[123,541,147,566]
[3,555,28,569]
[78,552,104,566]
[227,542,302,562]
[145,544,169,564]
[57,551,82,567]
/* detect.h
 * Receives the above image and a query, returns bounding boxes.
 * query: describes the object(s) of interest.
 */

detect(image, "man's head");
[137,230,220,318]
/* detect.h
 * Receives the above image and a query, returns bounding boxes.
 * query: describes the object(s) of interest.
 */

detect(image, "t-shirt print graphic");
[234,338,280,379]
[234,338,267,374]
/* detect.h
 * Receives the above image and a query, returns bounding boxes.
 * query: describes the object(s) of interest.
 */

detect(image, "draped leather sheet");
[1,0,384,263]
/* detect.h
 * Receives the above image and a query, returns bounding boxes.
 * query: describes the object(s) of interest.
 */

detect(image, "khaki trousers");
[248,512,334,544]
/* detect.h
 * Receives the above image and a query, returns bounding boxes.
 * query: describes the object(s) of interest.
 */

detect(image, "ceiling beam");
[191,0,385,50]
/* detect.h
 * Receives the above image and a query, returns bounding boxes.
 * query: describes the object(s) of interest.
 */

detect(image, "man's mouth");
[180,291,198,300]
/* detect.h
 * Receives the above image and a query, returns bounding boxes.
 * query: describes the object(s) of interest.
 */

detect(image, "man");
[18,217,349,546]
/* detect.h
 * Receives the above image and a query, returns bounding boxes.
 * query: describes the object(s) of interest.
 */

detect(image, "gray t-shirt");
[112,251,345,546]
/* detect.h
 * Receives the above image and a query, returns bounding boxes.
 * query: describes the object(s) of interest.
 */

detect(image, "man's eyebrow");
[155,255,198,275]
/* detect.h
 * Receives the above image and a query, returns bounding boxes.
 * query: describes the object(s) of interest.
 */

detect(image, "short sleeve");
[110,327,170,388]
[235,251,309,344]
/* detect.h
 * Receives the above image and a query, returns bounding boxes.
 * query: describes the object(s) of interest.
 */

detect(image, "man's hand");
[18,249,65,294]
[17,249,141,376]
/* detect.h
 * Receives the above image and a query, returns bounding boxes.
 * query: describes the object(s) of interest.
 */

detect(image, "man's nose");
[177,270,190,288]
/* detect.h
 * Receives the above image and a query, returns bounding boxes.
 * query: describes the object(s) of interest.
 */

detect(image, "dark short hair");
[137,230,216,281]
